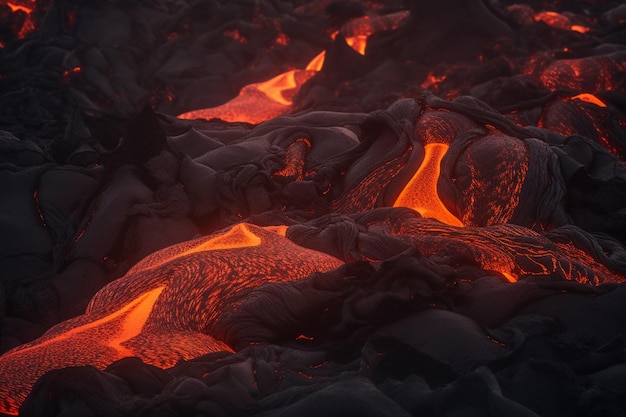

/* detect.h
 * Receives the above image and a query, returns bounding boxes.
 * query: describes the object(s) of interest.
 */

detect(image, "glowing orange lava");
[500,271,517,283]
[177,28,373,124]
[178,9,407,124]
[0,286,169,415]
[571,93,607,108]
[1,1,37,40]
[6,1,31,13]
[393,143,463,227]
[391,218,625,285]
[0,224,343,415]
[457,135,528,227]
[421,72,447,90]
[346,35,368,55]
[330,30,368,56]
[126,223,262,274]
[538,57,619,92]
[570,25,590,33]
[533,11,590,33]
[256,70,301,106]
[177,68,317,124]
[305,51,326,71]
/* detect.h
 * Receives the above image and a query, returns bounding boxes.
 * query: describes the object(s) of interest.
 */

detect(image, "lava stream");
[0,224,342,415]
[393,143,463,227]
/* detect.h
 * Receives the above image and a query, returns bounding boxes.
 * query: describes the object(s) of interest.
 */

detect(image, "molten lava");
[390,217,624,285]
[1,1,626,414]
[0,286,172,415]
[537,57,621,93]
[0,224,342,415]
[6,2,31,13]
[177,34,361,124]
[1,0,37,40]
[177,68,317,124]
[571,93,607,108]
[533,11,590,34]
[177,11,408,124]
[393,143,463,227]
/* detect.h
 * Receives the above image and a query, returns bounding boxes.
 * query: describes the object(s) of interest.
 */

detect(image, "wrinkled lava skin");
[1,0,626,415]
[0,224,342,415]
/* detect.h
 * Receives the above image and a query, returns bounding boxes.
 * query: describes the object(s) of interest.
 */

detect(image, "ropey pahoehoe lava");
[1,0,626,416]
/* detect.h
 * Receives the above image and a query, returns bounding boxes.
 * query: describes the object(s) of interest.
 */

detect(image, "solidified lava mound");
[1,0,626,416]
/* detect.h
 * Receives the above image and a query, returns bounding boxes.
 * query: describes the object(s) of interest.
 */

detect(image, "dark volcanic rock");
[0,0,626,416]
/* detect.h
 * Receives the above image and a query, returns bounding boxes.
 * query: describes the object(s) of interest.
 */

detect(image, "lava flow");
[1,0,626,415]
[393,143,463,226]
[177,44,331,124]
[177,64,319,124]
[0,0,37,42]
[389,217,624,285]
[178,12,406,124]
[4,2,31,13]
[533,11,590,34]
[0,224,342,415]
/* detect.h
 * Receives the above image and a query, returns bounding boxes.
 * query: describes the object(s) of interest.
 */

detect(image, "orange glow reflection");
[393,143,463,227]
[0,224,343,415]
